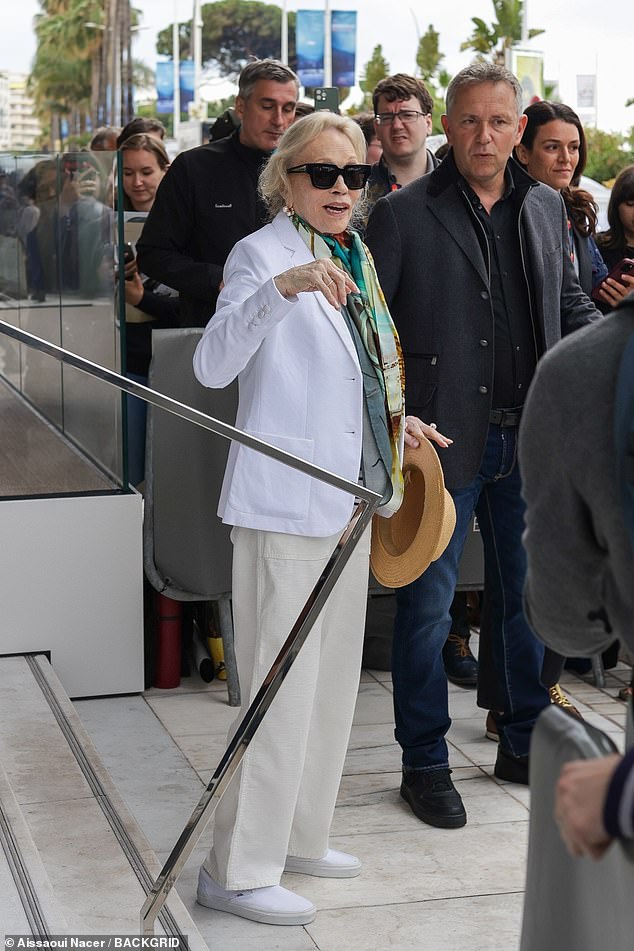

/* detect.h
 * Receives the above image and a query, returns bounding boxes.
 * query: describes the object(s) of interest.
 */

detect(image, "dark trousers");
[391,423,550,769]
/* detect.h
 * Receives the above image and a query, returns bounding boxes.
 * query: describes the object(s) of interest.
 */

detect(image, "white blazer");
[193,212,364,536]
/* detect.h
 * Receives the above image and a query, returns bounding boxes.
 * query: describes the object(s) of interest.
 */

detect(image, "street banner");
[576,75,596,108]
[331,11,356,87]
[180,60,196,111]
[296,9,325,87]
[508,49,544,108]
[156,61,174,114]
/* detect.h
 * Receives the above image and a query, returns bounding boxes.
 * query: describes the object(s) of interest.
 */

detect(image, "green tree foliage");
[416,24,443,80]
[31,1,145,145]
[30,0,103,142]
[355,44,390,111]
[583,127,634,184]
[157,0,296,78]
[359,45,390,96]
[415,25,451,133]
[461,0,544,64]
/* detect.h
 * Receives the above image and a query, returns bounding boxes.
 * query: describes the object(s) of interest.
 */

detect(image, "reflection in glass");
[0,151,126,494]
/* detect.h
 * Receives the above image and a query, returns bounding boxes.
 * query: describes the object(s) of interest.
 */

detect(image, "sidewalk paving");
[76,648,630,951]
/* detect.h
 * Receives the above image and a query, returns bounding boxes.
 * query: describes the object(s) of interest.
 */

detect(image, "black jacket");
[366,150,599,490]
[137,130,269,327]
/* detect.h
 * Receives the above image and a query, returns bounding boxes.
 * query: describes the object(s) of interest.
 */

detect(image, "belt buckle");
[500,408,521,427]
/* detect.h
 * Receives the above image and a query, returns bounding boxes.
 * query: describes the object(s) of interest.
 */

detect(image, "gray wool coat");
[365,152,599,490]
[520,296,634,657]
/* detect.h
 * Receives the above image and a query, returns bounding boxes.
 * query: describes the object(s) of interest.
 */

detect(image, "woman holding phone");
[119,133,180,484]
[597,164,634,272]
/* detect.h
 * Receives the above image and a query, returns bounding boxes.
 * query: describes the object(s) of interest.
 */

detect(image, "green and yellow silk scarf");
[290,213,405,515]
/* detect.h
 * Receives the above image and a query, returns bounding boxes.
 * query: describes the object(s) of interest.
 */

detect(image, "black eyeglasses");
[287,163,371,190]
[375,110,428,125]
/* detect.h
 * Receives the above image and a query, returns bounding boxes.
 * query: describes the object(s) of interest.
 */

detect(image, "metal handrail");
[0,319,382,935]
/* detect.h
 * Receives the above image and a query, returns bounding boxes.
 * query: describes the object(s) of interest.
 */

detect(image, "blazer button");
[480,290,489,300]
[479,338,489,347]
[479,385,488,394]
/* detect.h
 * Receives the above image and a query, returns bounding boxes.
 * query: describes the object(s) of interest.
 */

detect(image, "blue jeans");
[392,423,549,769]
[125,372,148,487]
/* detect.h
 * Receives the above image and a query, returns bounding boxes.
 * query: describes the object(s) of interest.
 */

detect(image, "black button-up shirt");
[459,172,537,409]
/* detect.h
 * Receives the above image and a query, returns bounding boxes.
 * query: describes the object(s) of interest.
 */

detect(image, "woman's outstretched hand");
[275,261,358,308]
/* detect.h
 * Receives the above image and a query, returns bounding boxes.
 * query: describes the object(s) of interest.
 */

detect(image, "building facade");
[0,72,41,150]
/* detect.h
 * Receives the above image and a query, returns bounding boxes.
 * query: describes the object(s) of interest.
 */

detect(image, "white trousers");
[204,525,370,890]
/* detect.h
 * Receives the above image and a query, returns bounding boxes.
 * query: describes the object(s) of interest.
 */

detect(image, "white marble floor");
[75,652,631,951]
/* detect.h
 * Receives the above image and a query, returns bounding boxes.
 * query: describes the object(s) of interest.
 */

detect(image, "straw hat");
[370,438,456,588]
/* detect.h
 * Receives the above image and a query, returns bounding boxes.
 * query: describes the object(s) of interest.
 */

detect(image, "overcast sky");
[3,0,632,133]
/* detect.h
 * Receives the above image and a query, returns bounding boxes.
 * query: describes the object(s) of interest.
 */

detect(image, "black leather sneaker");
[442,634,478,687]
[494,746,529,785]
[400,767,467,828]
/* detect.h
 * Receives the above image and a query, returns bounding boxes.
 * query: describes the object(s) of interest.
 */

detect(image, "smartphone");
[123,242,136,280]
[592,257,634,301]
[314,87,339,113]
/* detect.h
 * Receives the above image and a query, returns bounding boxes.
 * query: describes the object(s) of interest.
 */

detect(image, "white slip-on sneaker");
[196,866,316,925]
[284,848,361,878]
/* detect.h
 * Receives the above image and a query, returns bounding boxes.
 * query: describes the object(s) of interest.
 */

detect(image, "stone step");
[0,654,207,946]
[0,756,69,936]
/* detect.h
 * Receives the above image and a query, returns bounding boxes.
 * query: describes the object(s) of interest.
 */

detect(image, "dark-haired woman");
[597,164,634,270]
[516,101,632,310]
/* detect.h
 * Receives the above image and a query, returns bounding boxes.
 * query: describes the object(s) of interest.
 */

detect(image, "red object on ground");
[154,594,182,688]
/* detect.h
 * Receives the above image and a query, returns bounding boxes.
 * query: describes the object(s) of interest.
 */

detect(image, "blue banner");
[156,60,197,114]
[180,59,195,110]
[156,61,174,115]
[331,11,357,87]
[296,10,324,87]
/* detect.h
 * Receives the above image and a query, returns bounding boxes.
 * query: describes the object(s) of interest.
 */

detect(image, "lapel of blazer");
[270,213,359,364]
[427,184,489,287]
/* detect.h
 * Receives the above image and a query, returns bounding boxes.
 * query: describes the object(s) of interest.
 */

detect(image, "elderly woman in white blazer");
[193,111,449,927]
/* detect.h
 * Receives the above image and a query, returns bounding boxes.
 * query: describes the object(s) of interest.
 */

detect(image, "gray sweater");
[520,297,634,656]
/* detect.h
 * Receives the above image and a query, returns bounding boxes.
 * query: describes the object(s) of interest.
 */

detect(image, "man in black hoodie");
[138,59,299,327]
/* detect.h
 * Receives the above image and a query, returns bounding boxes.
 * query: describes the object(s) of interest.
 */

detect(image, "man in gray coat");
[365,62,599,828]
[520,294,634,859]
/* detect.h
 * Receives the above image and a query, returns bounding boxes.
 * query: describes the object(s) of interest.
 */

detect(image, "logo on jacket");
[214,202,233,208]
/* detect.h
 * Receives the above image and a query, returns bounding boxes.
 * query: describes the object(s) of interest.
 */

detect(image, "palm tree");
[31,0,136,143]
[461,0,544,65]
[31,0,104,142]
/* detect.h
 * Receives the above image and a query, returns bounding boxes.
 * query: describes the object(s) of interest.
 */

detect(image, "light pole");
[521,0,528,43]
[324,0,332,86]
[281,0,288,65]
[173,1,181,141]
[193,0,203,117]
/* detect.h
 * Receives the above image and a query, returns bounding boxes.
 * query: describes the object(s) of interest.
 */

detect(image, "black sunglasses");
[287,163,371,190]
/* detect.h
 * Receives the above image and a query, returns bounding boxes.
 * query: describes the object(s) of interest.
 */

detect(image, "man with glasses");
[365,74,438,221]
[365,62,598,829]
[138,59,299,327]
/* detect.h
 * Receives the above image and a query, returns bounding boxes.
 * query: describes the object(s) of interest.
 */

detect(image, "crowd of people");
[5,54,634,930]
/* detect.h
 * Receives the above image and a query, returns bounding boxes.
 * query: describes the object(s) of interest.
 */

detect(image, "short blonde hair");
[259,112,367,218]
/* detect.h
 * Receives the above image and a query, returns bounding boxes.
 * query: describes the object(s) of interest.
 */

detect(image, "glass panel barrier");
[0,150,126,494]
